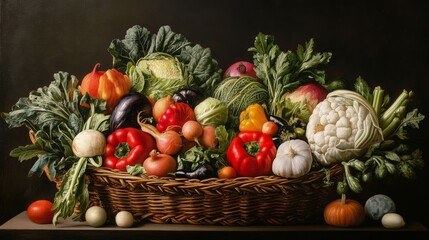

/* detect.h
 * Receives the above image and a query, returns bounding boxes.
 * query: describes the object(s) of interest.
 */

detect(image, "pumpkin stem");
[341,193,346,205]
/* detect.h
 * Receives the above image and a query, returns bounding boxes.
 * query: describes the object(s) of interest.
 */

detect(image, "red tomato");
[261,121,279,136]
[27,200,55,224]
[218,166,237,179]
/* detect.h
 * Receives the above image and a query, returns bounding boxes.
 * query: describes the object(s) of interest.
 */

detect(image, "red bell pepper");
[104,128,156,171]
[226,131,276,177]
[157,102,195,133]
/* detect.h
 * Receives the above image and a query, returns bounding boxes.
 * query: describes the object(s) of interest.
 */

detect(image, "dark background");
[1,0,428,231]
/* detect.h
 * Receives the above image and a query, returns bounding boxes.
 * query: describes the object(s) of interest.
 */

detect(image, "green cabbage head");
[127,52,188,101]
[194,97,228,127]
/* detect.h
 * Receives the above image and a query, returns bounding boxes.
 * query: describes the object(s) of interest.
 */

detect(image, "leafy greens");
[337,77,425,194]
[249,33,338,119]
[1,72,109,225]
[108,25,222,98]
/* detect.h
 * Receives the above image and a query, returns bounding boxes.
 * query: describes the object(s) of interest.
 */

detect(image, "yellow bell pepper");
[239,103,268,132]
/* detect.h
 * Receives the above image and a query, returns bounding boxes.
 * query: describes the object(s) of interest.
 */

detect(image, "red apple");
[283,83,328,113]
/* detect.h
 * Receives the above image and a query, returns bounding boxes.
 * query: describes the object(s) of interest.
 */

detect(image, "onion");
[182,120,203,145]
[143,150,177,177]
[152,95,172,122]
[138,112,182,155]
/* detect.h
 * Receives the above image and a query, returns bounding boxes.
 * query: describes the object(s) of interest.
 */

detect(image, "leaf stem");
[341,193,346,205]
[380,90,410,128]
[372,86,384,116]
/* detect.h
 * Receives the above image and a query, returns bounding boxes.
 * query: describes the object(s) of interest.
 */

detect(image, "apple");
[283,83,328,113]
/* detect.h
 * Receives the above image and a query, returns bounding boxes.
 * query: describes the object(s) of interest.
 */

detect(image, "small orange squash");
[324,194,365,227]
[80,63,131,112]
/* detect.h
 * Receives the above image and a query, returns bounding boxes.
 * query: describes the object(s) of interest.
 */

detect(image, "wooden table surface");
[1,211,427,240]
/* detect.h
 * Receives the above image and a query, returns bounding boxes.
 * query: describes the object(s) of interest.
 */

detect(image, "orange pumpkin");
[324,194,365,227]
[80,63,131,112]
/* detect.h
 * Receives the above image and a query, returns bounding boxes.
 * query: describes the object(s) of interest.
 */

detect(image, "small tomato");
[261,121,278,136]
[27,200,55,224]
[218,166,237,179]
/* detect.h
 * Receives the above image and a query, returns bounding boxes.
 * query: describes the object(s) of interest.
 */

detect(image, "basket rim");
[87,163,343,187]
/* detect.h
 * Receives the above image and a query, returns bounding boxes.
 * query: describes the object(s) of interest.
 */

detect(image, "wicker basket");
[30,130,343,225]
[86,164,343,225]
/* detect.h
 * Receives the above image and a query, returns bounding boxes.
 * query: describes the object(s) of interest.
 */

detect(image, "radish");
[199,125,218,149]
[182,120,203,145]
[223,61,257,79]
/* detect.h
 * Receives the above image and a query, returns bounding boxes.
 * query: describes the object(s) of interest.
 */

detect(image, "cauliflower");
[306,90,383,165]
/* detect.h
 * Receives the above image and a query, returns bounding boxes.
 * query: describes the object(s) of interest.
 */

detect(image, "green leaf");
[346,174,363,193]
[348,159,366,172]
[28,153,61,177]
[409,149,425,169]
[181,45,222,96]
[108,25,153,73]
[354,76,373,103]
[394,109,424,140]
[400,108,425,129]
[215,125,236,153]
[9,144,47,161]
[52,158,88,225]
[82,113,110,132]
[126,62,145,92]
[151,25,189,54]
[126,164,146,176]
[399,162,416,179]
[375,163,387,178]
[384,151,401,162]
[385,162,397,175]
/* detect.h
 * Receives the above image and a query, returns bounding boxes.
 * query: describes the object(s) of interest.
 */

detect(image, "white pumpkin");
[272,139,313,178]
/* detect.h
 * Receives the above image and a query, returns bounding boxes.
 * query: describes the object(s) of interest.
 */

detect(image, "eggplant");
[269,115,291,147]
[173,164,216,180]
[269,115,306,146]
[109,93,152,131]
[172,88,204,109]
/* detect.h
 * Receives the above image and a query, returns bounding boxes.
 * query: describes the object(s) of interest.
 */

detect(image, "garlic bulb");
[272,139,313,178]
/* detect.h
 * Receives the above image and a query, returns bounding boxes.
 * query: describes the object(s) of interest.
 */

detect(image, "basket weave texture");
[86,164,343,225]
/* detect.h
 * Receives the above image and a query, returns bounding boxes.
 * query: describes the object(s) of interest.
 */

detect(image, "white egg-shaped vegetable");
[115,210,134,228]
[272,139,313,178]
[85,206,107,227]
[72,129,106,157]
[381,213,405,229]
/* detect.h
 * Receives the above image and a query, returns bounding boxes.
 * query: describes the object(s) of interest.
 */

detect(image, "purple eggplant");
[109,92,152,131]
[172,88,204,109]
